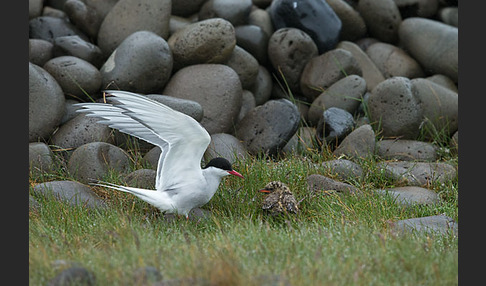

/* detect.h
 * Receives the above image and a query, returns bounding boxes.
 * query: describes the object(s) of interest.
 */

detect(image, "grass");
[29,145,458,285]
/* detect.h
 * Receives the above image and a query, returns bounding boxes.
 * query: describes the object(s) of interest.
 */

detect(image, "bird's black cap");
[204,157,233,171]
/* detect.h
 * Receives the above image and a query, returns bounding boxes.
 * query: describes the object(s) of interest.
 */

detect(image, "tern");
[259,181,299,215]
[75,90,244,219]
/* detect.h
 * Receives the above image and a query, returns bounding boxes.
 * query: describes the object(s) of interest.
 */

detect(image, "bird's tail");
[91,181,163,207]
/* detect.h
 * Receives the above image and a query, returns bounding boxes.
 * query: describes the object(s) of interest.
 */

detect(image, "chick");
[259,181,299,215]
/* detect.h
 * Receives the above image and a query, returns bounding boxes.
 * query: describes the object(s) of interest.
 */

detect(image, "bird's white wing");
[75,90,211,191]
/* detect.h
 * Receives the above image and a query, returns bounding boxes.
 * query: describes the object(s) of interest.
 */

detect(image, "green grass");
[29,147,458,285]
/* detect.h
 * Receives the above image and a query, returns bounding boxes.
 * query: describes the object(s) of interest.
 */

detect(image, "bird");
[74,90,244,219]
[259,181,299,215]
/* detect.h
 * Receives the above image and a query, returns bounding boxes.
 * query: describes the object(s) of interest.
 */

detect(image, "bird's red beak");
[228,170,244,178]
[259,189,270,193]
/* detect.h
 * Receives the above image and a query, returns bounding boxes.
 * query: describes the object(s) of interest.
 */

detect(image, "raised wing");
[75,90,211,191]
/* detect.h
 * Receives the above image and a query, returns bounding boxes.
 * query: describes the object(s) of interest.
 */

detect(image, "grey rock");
[42,6,69,19]
[282,127,317,153]
[29,142,56,176]
[237,90,256,123]
[327,0,367,42]
[308,75,367,126]
[29,0,43,19]
[376,139,438,161]
[224,46,259,90]
[33,180,106,209]
[367,77,423,139]
[399,18,458,82]
[29,16,90,42]
[101,31,173,94]
[321,159,364,181]
[300,48,362,101]
[132,266,163,285]
[450,131,458,154]
[316,107,355,146]
[52,35,104,68]
[48,266,96,286]
[268,28,318,93]
[439,7,458,27]
[336,41,385,91]
[199,0,252,26]
[168,18,236,71]
[377,161,457,186]
[29,39,53,66]
[29,63,65,142]
[235,25,269,64]
[375,186,439,206]
[163,64,242,134]
[50,114,114,150]
[250,65,273,106]
[97,0,171,56]
[43,56,102,100]
[204,133,248,164]
[146,94,204,122]
[366,43,425,79]
[235,99,300,156]
[30,195,40,211]
[142,147,161,170]
[357,0,402,43]
[169,15,192,35]
[125,169,156,189]
[67,142,131,183]
[248,8,274,38]
[307,174,358,195]
[390,215,458,236]
[333,124,376,159]
[395,0,439,18]
[60,99,82,124]
[63,0,118,39]
[426,74,458,93]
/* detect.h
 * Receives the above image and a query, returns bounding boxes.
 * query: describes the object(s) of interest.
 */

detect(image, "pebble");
[29,63,65,142]
[390,215,458,236]
[399,17,458,82]
[60,99,82,124]
[163,64,242,134]
[237,90,256,123]
[63,0,106,39]
[321,159,364,181]
[224,45,259,90]
[168,18,236,71]
[198,0,252,26]
[366,43,425,79]
[300,48,362,101]
[124,169,156,189]
[248,8,274,38]
[308,75,367,126]
[450,131,458,154]
[326,0,366,42]
[316,107,355,146]
[235,99,300,156]
[145,94,203,122]
[204,133,248,164]
[426,74,458,93]
[29,142,56,176]
[171,0,206,17]
[67,142,131,183]
[29,39,53,66]
[333,124,376,159]
[43,56,102,100]
[376,139,438,161]
[394,0,439,18]
[142,147,161,170]
[269,0,342,54]
[52,35,104,68]
[357,0,402,43]
[235,25,269,64]
[267,28,318,93]
[29,16,89,43]
[100,31,173,93]
[32,180,106,209]
[375,186,439,206]
[439,7,458,27]
[307,174,358,195]
[48,266,96,286]
[282,127,317,154]
[367,77,423,139]
[249,65,273,106]
[377,161,457,186]
[97,0,171,56]
[29,0,43,19]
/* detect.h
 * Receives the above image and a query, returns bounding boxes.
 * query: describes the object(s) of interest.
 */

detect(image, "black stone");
[316,107,355,147]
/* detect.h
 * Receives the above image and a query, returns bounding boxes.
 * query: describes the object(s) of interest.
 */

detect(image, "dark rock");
[376,139,438,161]
[61,99,82,124]
[333,124,376,159]
[29,142,56,176]
[29,0,43,19]
[269,0,342,54]
[250,65,273,106]
[33,180,106,209]
[237,90,256,123]
[395,0,439,18]
[321,159,364,181]
[63,0,118,39]
[377,161,456,186]
[307,174,358,195]
[282,127,317,153]
[375,186,439,206]
[248,7,274,37]
[390,215,458,236]
[235,25,269,64]
[52,35,104,68]
[146,94,204,122]
[357,0,402,43]
[125,169,156,189]
[198,0,252,26]
[366,43,425,79]
[204,133,248,164]
[326,0,366,42]
[316,107,355,146]
[29,39,53,66]
[29,16,90,42]
[142,147,161,170]
[48,266,96,286]
[224,46,259,90]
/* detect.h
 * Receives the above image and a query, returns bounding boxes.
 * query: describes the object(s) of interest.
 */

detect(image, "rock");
[235,25,269,64]
[30,195,40,211]
[52,35,104,68]
[333,124,376,159]
[67,142,131,183]
[269,0,342,54]
[125,169,156,189]
[163,64,242,134]
[300,48,362,101]
[171,0,206,17]
[43,56,102,100]
[198,0,252,26]
[204,133,248,164]
[268,28,318,93]
[235,99,300,156]
[366,43,425,79]
[367,77,423,139]
[307,174,358,195]
[282,127,317,153]
[326,0,366,42]
[375,186,439,206]
[450,131,458,154]
[29,39,53,66]
[399,17,458,82]
[357,0,402,43]
[145,94,203,122]
[321,159,364,181]
[29,142,56,176]
[439,7,458,27]
[61,99,82,124]
[29,0,43,19]
[132,266,163,285]
[237,90,256,123]
[29,63,65,142]
[168,18,236,71]
[33,180,106,209]
[224,46,259,90]
[250,65,273,106]
[48,266,96,286]
[50,114,114,151]
[376,139,438,161]
[97,0,171,56]
[29,16,90,43]
[336,41,385,91]
[390,215,458,236]
[377,161,457,186]
[101,31,173,94]
[394,0,439,18]
[248,8,274,38]
[169,15,192,35]
[142,147,161,170]
[316,107,355,146]
[308,75,367,126]
[412,78,458,136]
[63,0,107,39]
[426,74,458,93]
